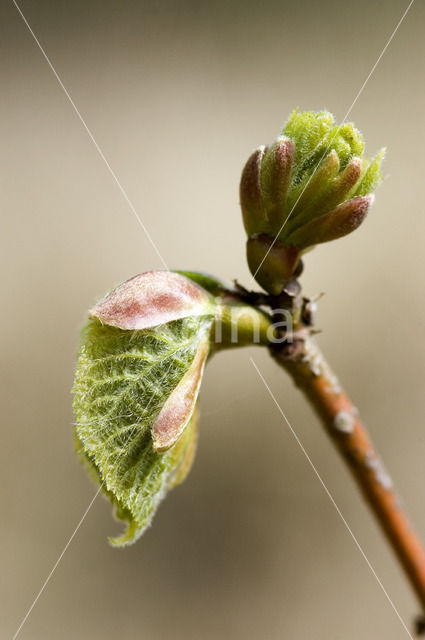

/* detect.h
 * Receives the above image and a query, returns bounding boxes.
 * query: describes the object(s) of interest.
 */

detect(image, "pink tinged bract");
[90,271,214,330]
[152,338,209,452]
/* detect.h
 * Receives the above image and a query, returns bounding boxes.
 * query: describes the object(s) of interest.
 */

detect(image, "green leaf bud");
[240,110,385,291]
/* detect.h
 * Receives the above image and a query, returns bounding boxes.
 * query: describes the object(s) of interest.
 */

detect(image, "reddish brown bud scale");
[152,338,209,452]
[240,146,267,236]
[260,137,295,232]
[90,271,213,330]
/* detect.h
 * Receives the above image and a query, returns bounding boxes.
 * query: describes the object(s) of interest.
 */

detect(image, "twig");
[271,334,425,622]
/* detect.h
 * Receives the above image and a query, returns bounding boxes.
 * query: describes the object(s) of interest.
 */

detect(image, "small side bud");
[246,233,300,295]
[287,195,373,248]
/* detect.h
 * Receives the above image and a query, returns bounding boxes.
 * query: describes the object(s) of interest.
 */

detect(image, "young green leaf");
[73,271,215,545]
[75,400,199,546]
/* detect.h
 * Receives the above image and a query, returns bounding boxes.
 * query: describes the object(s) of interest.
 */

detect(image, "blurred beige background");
[2,0,425,638]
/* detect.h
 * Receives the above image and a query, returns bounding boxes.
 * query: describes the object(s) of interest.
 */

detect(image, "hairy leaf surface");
[73,315,212,545]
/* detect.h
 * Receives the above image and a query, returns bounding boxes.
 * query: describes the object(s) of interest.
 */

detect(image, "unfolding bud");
[240,110,385,293]
[287,195,373,248]
[73,271,216,545]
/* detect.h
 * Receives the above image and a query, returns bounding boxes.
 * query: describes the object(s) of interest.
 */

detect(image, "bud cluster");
[240,110,385,294]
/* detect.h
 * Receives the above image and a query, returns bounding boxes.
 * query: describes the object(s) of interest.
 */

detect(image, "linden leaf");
[73,313,212,546]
